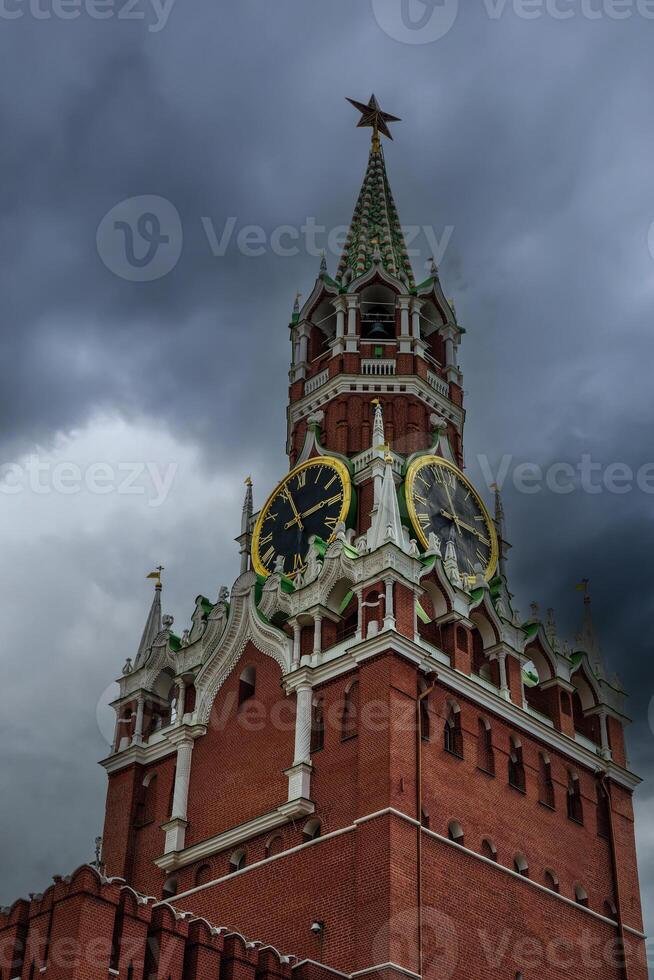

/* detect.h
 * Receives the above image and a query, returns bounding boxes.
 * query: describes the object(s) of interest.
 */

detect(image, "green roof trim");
[338,590,354,615]
[522,622,540,640]
[336,144,415,288]
[168,633,182,652]
[416,600,431,625]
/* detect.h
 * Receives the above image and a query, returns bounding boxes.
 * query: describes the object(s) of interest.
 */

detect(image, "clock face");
[251,457,352,579]
[405,455,498,582]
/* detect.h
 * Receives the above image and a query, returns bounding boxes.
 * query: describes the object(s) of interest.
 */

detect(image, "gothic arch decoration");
[469,592,507,650]
[195,573,291,725]
[297,277,339,325]
[570,657,602,710]
[347,262,410,298]
[523,632,558,685]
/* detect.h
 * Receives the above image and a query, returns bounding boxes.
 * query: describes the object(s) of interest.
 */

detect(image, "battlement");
[0,864,342,980]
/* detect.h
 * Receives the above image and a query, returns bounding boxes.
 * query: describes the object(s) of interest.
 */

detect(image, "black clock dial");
[252,457,352,578]
[406,456,498,581]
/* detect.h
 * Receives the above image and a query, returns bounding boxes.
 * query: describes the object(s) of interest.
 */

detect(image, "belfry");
[1,97,647,980]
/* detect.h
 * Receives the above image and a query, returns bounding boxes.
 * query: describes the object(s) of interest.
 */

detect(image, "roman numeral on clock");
[261,545,275,567]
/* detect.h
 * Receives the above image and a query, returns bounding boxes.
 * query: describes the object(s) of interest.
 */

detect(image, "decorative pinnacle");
[346,94,401,151]
[293,291,301,314]
[244,475,253,487]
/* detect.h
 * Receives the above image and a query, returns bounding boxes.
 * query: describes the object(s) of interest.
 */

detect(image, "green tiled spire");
[337,142,415,289]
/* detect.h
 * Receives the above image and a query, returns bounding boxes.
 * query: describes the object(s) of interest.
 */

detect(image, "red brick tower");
[2,96,647,980]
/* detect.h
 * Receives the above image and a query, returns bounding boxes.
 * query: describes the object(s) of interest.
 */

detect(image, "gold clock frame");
[251,455,353,579]
[405,454,499,581]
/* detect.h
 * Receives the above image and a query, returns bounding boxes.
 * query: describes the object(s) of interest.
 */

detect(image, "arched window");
[444,704,463,758]
[596,783,611,839]
[481,838,498,862]
[303,819,322,842]
[477,718,495,775]
[604,899,618,921]
[229,849,246,873]
[418,678,431,742]
[538,753,555,809]
[544,870,560,893]
[508,737,526,793]
[265,834,284,857]
[238,666,256,706]
[194,864,211,886]
[471,630,488,678]
[341,681,359,740]
[137,772,158,825]
[448,820,464,845]
[567,771,584,825]
[575,884,589,908]
[514,854,529,878]
[310,697,324,753]
[162,876,178,899]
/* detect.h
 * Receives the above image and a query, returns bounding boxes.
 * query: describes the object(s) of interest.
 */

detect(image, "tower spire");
[491,483,511,577]
[367,454,404,552]
[338,96,414,288]
[238,477,254,575]
[136,572,162,665]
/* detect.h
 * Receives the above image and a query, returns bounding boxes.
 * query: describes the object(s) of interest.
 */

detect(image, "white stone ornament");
[274,555,286,575]
[408,539,421,558]
[162,614,174,629]
[425,532,441,558]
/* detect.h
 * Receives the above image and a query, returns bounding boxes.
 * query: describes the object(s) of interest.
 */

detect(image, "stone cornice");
[283,632,640,790]
[99,723,207,774]
[289,373,463,430]
[155,797,315,872]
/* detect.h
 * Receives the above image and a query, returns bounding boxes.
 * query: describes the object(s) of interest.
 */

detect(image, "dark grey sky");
[1,0,652,967]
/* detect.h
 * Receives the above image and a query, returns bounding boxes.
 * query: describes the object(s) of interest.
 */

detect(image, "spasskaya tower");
[1,95,647,980]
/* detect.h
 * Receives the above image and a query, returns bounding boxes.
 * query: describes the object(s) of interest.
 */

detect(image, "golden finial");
[371,397,381,407]
[146,566,164,588]
[244,476,253,486]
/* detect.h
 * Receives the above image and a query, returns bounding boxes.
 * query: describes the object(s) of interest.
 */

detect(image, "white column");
[346,296,358,353]
[293,683,313,765]
[398,297,411,353]
[497,652,510,701]
[598,709,612,759]
[333,298,346,355]
[163,735,194,852]
[312,613,323,665]
[171,739,193,820]
[383,578,396,631]
[411,304,422,340]
[292,621,302,668]
[355,587,364,641]
[176,679,186,725]
[133,695,145,744]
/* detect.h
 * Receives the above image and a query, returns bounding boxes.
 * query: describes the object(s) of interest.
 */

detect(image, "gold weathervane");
[146,566,164,588]
[346,94,401,152]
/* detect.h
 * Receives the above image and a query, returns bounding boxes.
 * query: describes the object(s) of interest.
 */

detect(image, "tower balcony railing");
[361,358,397,377]
[426,370,449,398]
[304,368,329,395]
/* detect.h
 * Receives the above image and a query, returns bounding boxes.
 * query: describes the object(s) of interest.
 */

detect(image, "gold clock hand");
[281,487,304,531]
[440,509,490,545]
[442,481,461,532]
[283,494,341,529]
